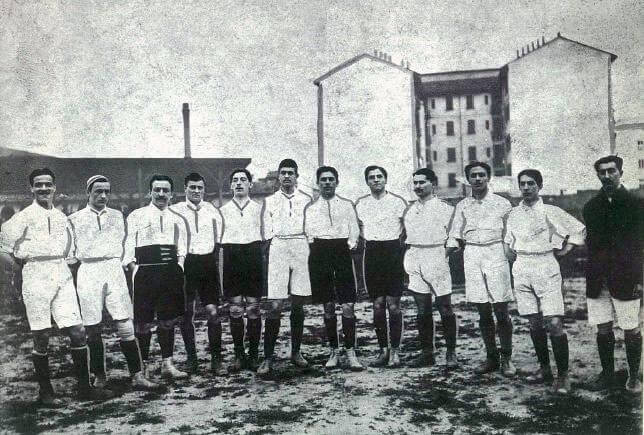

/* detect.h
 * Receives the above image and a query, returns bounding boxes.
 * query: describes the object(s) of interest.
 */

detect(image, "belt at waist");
[515,250,553,256]
[465,240,502,247]
[406,243,444,249]
[274,233,306,240]
[24,255,65,263]
[79,257,121,264]
[135,245,177,265]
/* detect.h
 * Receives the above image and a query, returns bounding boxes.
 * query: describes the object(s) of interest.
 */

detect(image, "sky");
[1,0,641,179]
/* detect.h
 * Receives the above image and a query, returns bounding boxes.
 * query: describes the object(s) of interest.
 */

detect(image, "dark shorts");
[222,242,263,299]
[133,263,185,323]
[364,240,405,299]
[308,238,357,304]
[184,253,220,306]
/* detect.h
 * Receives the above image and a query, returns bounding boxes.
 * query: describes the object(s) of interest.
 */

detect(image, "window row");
[432,147,491,162]
[431,120,490,136]
[429,94,489,111]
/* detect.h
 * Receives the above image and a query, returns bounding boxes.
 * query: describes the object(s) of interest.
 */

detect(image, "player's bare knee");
[436,297,453,318]
[229,304,244,319]
[85,324,103,342]
[32,331,50,354]
[545,316,564,337]
[134,322,154,335]
[341,303,355,318]
[247,303,261,319]
[158,318,177,330]
[115,319,135,341]
[67,324,87,347]
[204,305,219,323]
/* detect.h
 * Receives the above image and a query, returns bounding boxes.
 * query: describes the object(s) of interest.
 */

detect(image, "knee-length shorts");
[77,258,132,325]
[463,243,513,304]
[404,245,453,297]
[513,252,564,317]
[267,237,312,299]
[308,238,357,304]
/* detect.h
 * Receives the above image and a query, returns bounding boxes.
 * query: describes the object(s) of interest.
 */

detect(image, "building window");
[430,99,435,109]
[466,95,474,109]
[432,124,436,135]
[639,159,644,169]
[486,147,491,158]
[433,151,437,161]
[484,95,489,105]
[447,148,456,162]
[446,121,454,136]
[448,173,457,187]
[467,120,475,135]
[638,140,644,150]
[485,120,490,130]
[468,146,477,161]
[446,96,453,111]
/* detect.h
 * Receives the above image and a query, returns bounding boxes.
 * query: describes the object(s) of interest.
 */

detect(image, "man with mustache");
[304,166,364,371]
[0,168,114,405]
[171,173,226,375]
[403,168,459,369]
[355,165,407,368]
[449,161,516,377]
[123,174,189,380]
[68,175,161,392]
[504,169,585,394]
[258,159,313,375]
[583,155,642,393]
[219,168,266,372]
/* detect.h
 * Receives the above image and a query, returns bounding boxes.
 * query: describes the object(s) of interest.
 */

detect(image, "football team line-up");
[0,155,641,408]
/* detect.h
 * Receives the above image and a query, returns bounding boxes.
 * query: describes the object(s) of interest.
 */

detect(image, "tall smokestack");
[182,103,191,159]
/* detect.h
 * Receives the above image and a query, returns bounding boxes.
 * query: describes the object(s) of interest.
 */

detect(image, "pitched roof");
[313,53,412,85]
[509,33,617,64]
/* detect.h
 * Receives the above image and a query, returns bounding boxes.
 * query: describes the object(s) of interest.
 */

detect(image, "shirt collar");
[148,202,169,213]
[519,197,543,210]
[232,197,251,209]
[186,200,202,211]
[87,205,107,216]
[280,190,296,200]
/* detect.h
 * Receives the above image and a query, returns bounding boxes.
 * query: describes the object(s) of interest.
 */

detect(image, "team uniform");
[0,202,81,331]
[448,193,513,304]
[304,195,360,304]
[68,206,131,325]
[264,189,313,299]
[219,198,265,299]
[403,197,455,297]
[505,199,585,317]
[355,192,407,299]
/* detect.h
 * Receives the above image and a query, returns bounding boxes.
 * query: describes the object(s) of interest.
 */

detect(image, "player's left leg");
[525,313,553,384]
[86,323,108,389]
[290,295,308,367]
[436,294,458,369]
[546,315,570,393]
[31,330,61,407]
[493,302,516,377]
[204,304,226,376]
[180,290,198,373]
[258,299,282,375]
[342,303,364,371]
[386,296,402,368]
[246,296,262,371]
[158,317,188,380]
[114,319,163,391]
[624,326,642,393]
[371,296,389,367]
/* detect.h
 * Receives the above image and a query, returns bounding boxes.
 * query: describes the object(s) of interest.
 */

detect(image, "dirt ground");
[0,278,641,434]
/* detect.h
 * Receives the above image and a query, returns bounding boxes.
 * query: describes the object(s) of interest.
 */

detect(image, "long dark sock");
[496,315,513,358]
[88,338,106,377]
[374,309,388,349]
[136,332,152,362]
[180,320,197,360]
[624,331,642,378]
[158,327,175,359]
[207,320,223,357]
[230,317,245,356]
[421,312,434,352]
[264,317,281,358]
[550,334,569,376]
[389,311,402,349]
[597,331,615,376]
[70,346,91,391]
[342,316,356,349]
[324,315,339,349]
[530,327,550,369]
[290,307,304,355]
[442,314,457,351]
[120,339,142,375]
[32,352,54,393]
[416,313,426,350]
[247,318,262,359]
[479,314,498,360]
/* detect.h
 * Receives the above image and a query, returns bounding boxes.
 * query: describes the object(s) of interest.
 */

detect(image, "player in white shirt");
[123,174,189,380]
[219,168,266,372]
[258,159,312,375]
[505,169,585,394]
[449,162,516,377]
[171,173,226,375]
[68,175,161,392]
[304,166,364,371]
[403,168,459,369]
[355,166,407,368]
[0,168,113,406]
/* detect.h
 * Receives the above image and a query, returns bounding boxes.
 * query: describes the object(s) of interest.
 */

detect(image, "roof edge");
[314,53,413,84]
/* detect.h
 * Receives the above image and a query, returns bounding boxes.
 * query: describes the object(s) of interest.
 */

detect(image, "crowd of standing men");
[0,155,641,408]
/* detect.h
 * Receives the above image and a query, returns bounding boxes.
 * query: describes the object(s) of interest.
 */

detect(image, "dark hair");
[593,155,623,173]
[29,168,56,186]
[517,169,543,188]
[278,159,298,175]
[149,174,174,191]
[464,161,491,180]
[316,166,339,183]
[412,167,437,184]
[229,168,252,184]
[364,165,387,183]
[87,176,109,193]
[184,172,205,186]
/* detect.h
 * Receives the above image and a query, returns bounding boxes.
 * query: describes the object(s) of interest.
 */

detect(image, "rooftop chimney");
[516,49,520,58]
[182,103,191,159]
[531,41,535,50]
[542,35,546,44]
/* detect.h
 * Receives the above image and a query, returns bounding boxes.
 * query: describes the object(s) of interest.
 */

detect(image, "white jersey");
[264,189,312,239]
[355,192,407,241]
[68,206,125,261]
[403,197,456,246]
[449,192,512,246]
[171,200,223,254]
[304,195,359,249]
[219,197,265,244]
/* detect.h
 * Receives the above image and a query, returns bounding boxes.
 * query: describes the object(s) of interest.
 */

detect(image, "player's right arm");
[122,209,139,273]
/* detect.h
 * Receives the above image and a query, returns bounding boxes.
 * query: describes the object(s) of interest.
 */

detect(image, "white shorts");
[587,290,641,331]
[267,237,312,299]
[403,246,452,297]
[513,253,564,317]
[77,258,133,325]
[463,243,513,304]
[21,259,83,331]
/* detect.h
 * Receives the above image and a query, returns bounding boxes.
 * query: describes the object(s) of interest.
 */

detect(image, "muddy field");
[0,278,641,434]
